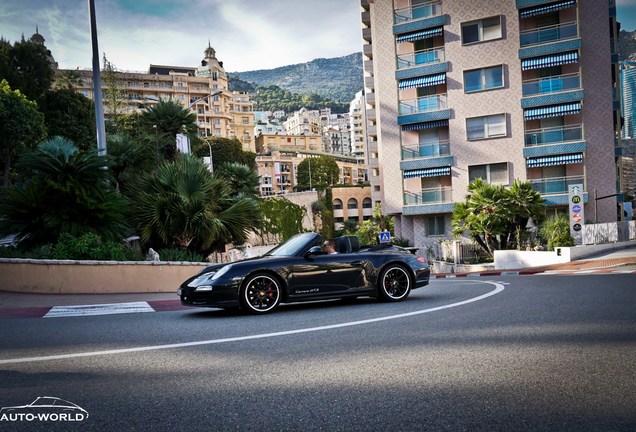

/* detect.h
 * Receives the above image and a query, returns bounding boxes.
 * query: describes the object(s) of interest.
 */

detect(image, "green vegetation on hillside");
[228,52,362,103]
[250,85,350,114]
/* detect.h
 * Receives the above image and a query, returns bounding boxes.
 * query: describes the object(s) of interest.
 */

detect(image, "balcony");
[522,73,580,97]
[520,22,578,47]
[394,1,442,24]
[399,94,447,116]
[397,48,445,70]
[402,141,450,160]
[524,124,582,147]
[530,175,584,195]
[404,187,452,206]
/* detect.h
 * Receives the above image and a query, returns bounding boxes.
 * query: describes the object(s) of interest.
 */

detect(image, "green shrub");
[52,233,141,261]
[156,248,204,262]
[539,214,575,251]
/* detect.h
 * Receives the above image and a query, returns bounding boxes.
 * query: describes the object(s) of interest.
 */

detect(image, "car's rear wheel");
[241,273,281,314]
[378,265,411,301]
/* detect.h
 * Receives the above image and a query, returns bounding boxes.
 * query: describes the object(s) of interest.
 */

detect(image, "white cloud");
[3,0,361,71]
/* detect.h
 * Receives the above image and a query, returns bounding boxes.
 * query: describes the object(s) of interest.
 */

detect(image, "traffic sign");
[379,231,391,243]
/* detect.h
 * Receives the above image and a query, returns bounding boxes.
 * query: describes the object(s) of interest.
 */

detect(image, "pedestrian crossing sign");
[379,231,391,243]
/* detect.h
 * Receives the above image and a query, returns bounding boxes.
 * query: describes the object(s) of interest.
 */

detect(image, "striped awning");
[396,27,443,43]
[526,153,583,167]
[399,73,446,90]
[521,51,579,70]
[519,0,576,19]
[402,119,449,131]
[403,166,451,179]
[524,102,581,120]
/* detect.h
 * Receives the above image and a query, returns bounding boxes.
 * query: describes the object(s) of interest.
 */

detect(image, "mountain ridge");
[228,52,363,103]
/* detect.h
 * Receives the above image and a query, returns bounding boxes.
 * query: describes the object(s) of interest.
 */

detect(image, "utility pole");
[88,0,107,156]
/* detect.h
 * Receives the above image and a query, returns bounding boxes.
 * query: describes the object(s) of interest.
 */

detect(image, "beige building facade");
[60,44,255,152]
[361,0,622,248]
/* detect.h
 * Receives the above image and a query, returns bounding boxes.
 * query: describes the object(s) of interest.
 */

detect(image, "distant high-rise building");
[621,61,636,139]
[361,0,623,247]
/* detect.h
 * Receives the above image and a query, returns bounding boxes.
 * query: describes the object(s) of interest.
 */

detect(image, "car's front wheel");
[378,265,411,302]
[241,273,281,314]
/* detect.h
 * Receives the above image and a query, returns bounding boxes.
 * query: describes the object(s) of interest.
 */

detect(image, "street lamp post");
[206,140,214,174]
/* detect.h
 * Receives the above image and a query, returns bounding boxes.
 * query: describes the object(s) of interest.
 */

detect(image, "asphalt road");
[1,274,635,432]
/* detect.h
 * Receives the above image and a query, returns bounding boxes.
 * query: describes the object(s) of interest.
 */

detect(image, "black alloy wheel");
[378,265,411,301]
[241,273,281,314]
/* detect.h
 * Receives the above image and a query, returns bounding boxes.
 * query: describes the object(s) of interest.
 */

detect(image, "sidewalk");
[1,247,635,315]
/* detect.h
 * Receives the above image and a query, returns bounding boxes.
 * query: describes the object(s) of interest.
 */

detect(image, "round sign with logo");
[573,223,582,232]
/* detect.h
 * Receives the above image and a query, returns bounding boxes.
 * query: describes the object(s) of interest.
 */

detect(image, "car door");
[289,252,367,298]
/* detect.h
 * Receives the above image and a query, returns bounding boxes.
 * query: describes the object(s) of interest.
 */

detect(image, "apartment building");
[283,108,322,135]
[349,91,368,162]
[361,0,622,248]
[257,149,368,196]
[59,43,255,152]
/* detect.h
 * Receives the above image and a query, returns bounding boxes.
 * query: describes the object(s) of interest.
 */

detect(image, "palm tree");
[0,137,129,248]
[451,179,510,257]
[53,70,84,90]
[215,162,260,197]
[130,155,258,252]
[505,179,545,249]
[140,99,197,162]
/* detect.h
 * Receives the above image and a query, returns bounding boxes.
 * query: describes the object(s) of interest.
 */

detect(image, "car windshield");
[266,233,321,257]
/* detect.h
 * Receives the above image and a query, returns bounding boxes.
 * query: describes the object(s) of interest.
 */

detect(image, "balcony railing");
[530,175,584,195]
[397,48,445,70]
[520,22,578,47]
[399,94,447,115]
[402,141,450,160]
[525,124,583,146]
[404,187,452,205]
[522,73,581,96]
[394,1,442,24]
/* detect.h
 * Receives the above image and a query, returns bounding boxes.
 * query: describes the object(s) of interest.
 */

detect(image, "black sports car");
[178,233,430,314]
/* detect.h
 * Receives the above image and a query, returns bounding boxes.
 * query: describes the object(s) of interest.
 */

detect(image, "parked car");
[178,233,430,314]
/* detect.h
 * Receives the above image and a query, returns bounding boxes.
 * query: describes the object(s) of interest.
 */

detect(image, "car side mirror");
[304,246,323,259]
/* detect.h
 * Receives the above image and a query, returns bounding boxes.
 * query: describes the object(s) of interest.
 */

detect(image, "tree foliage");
[539,214,574,251]
[194,137,257,171]
[258,197,307,242]
[0,137,129,248]
[296,156,340,190]
[0,79,47,186]
[129,155,259,253]
[37,88,96,151]
[249,85,350,114]
[140,99,198,162]
[451,179,545,257]
[0,37,54,101]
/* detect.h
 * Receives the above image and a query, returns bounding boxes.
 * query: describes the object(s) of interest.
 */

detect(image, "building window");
[426,216,445,236]
[362,198,373,208]
[333,199,343,210]
[466,114,507,140]
[348,198,358,209]
[464,65,504,93]
[461,16,502,45]
[468,162,509,185]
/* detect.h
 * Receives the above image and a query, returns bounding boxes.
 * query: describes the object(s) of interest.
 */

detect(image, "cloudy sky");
[1,0,635,73]
[1,0,362,72]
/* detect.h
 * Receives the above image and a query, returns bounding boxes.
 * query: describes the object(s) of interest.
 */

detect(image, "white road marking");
[0,281,504,365]
[43,302,154,318]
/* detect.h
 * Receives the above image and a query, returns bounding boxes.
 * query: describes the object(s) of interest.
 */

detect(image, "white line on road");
[0,281,504,365]
[44,302,155,318]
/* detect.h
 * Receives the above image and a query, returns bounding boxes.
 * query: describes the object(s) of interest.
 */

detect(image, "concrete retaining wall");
[0,259,207,294]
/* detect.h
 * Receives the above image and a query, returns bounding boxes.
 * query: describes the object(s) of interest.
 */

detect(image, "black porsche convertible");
[178,232,430,314]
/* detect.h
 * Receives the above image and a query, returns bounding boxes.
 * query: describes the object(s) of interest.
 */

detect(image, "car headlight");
[210,265,231,281]
[187,265,233,288]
